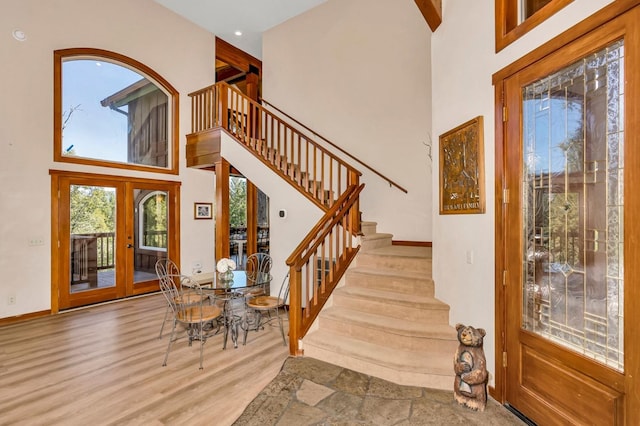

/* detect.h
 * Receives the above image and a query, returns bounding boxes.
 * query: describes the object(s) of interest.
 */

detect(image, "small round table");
[192,270,271,348]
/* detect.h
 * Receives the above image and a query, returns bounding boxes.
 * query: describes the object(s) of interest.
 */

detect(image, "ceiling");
[154,0,327,59]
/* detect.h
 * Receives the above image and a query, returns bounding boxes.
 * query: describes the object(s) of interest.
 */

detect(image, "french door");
[498,6,640,425]
[51,171,180,310]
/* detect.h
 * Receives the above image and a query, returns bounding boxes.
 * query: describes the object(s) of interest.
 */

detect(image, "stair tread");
[304,329,455,376]
[322,307,457,339]
[348,266,431,281]
[336,286,447,308]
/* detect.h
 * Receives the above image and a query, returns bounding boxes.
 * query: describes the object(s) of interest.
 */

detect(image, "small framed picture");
[194,202,213,220]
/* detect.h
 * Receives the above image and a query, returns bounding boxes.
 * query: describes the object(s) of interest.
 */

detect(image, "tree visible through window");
[54,48,178,174]
[139,191,167,251]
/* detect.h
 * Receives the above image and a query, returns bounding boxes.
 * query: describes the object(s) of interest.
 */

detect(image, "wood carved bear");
[453,323,488,411]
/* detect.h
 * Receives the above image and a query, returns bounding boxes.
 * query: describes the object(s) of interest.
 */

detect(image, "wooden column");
[215,158,230,261]
[246,181,258,256]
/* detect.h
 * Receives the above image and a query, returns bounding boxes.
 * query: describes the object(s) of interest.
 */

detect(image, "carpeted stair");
[302,221,458,390]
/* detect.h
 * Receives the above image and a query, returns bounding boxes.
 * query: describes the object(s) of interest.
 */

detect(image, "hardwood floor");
[0,293,290,425]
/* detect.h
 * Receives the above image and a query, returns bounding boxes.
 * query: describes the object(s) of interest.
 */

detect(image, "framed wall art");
[194,202,213,219]
[439,116,485,214]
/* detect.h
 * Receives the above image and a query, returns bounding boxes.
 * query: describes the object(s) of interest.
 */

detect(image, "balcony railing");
[70,231,167,285]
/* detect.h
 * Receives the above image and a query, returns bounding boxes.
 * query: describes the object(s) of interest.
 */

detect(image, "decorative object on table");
[439,116,485,214]
[194,202,213,219]
[453,323,488,411]
[216,257,236,284]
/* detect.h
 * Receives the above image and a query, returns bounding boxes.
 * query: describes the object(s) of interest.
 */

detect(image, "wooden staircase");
[302,221,458,389]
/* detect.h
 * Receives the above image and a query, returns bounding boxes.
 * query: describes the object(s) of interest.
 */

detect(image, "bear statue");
[453,323,488,411]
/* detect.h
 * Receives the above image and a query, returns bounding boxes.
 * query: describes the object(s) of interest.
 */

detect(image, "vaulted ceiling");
[154,0,441,59]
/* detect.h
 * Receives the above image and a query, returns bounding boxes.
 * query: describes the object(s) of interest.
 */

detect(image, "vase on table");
[218,269,234,286]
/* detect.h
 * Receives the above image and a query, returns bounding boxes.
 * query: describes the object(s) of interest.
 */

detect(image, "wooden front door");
[52,171,180,310]
[497,6,640,425]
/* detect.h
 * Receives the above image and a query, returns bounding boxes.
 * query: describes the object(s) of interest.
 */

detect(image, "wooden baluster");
[297,136,302,185]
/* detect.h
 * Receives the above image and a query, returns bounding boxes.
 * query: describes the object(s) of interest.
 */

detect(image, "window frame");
[54,48,179,174]
[495,0,574,52]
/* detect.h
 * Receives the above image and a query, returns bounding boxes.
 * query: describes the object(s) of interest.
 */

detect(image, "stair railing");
[262,99,408,194]
[189,82,362,212]
[286,183,365,355]
[189,82,365,355]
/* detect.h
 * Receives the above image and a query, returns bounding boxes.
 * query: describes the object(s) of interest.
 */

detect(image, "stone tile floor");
[234,357,525,425]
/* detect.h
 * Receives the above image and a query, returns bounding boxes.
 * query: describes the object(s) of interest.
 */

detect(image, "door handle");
[126,244,133,248]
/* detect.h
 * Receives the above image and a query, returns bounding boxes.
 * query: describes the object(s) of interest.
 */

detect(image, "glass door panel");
[69,184,117,294]
[521,40,624,370]
[132,187,168,291]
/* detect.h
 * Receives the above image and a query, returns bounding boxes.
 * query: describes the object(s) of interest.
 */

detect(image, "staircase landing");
[302,222,457,390]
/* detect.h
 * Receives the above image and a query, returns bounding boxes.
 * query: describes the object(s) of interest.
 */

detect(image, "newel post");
[288,267,303,356]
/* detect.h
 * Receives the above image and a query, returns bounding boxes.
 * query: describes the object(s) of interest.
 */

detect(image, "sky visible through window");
[62,60,142,162]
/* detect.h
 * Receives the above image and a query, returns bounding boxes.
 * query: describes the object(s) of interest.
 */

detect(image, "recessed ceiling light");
[234,31,243,36]
[12,30,27,41]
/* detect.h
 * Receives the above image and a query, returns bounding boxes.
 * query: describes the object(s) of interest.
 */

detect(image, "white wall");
[220,133,324,291]
[0,0,217,317]
[262,0,433,242]
[431,0,614,384]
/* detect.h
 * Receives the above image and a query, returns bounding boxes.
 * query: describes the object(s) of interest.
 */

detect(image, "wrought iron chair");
[155,258,181,338]
[159,274,222,369]
[245,273,290,346]
[244,252,272,297]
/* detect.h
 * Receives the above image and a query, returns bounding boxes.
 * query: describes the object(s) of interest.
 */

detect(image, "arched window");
[54,48,179,174]
[138,191,168,251]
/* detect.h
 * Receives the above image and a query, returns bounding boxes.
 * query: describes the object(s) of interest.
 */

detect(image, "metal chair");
[159,274,222,369]
[155,258,181,338]
[245,273,290,346]
[244,252,272,297]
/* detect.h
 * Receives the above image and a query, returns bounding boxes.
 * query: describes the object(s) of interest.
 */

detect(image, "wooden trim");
[414,0,442,32]
[53,48,179,175]
[391,240,432,247]
[0,310,51,325]
[494,5,640,422]
[215,37,262,78]
[493,82,507,403]
[186,128,222,169]
[51,174,61,315]
[495,0,573,52]
[49,169,182,184]
[246,181,258,256]
[215,157,230,261]
[493,0,640,82]
[262,99,406,193]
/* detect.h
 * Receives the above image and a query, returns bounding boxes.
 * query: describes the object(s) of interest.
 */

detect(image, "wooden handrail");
[190,82,362,213]
[286,183,365,355]
[262,99,408,194]
[188,82,365,355]
[286,184,360,267]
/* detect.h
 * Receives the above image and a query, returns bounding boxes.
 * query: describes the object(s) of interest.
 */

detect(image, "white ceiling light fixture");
[12,29,27,41]
[234,30,243,36]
